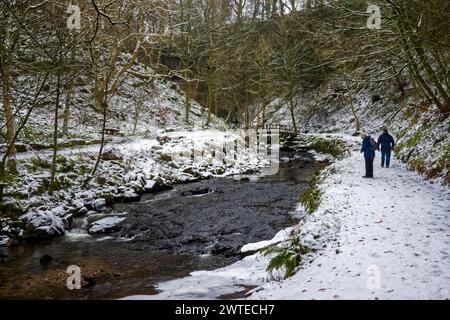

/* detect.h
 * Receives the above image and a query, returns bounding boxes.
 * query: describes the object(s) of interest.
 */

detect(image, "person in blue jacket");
[377,129,395,168]
[361,134,376,178]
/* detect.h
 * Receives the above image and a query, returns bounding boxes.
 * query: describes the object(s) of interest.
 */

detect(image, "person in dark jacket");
[377,129,395,168]
[361,134,376,178]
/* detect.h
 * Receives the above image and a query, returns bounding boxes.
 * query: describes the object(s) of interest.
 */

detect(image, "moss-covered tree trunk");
[50,74,61,192]
[62,47,76,137]
[0,51,16,173]
[289,95,298,134]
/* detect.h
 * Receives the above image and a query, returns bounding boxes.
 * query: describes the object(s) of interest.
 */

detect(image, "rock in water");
[181,187,210,196]
[88,216,126,234]
[82,276,96,288]
[0,236,11,247]
[39,254,53,265]
[61,214,73,229]
[86,213,106,224]
[122,190,141,203]
[144,180,157,193]
[76,207,88,216]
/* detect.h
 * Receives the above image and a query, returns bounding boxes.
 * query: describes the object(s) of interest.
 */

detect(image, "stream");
[0,150,326,299]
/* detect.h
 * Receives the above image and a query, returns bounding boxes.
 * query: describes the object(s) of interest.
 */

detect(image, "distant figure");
[361,134,376,178]
[377,129,395,168]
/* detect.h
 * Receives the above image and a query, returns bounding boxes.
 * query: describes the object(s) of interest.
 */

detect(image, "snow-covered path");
[251,140,450,300]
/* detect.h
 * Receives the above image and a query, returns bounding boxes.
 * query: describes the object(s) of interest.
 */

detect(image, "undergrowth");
[261,236,310,279]
[300,172,322,213]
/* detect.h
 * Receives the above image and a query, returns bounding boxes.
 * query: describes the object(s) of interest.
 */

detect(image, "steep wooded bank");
[1,1,449,189]
[260,70,450,184]
[152,0,449,182]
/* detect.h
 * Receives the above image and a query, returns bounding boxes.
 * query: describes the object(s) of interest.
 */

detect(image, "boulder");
[61,214,73,230]
[92,198,107,212]
[177,174,199,184]
[22,211,65,240]
[181,187,211,196]
[127,181,144,194]
[33,225,64,239]
[200,171,213,179]
[88,216,126,235]
[125,171,146,186]
[0,235,11,247]
[152,176,172,191]
[86,213,107,224]
[144,180,157,193]
[39,254,53,265]
[100,148,123,161]
[59,138,88,148]
[212,166,225,175]
[122,190,141,203]
[156,136,171,145]
[182,166,195,175]
[76,207,88,216]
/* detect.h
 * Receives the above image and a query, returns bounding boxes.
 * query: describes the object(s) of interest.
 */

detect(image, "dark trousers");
[381,151,391,168]
[365,157,374,177]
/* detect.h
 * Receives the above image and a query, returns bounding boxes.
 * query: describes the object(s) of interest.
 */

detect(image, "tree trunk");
[62,77,74,137]
[0,72,49,200]
[184,66,191,125]
[411,39,450,102]
[214,92,218,116]
[305,0,312,11]
[393,4,445,112]
[431,49,449,92]
[206,77,213,125]
[279,0,285,16]
[262,97,267,128]
[245,103,250,129]
[62,46,76,137]
[290,0,297,12]
[346,83,361,132]
[185,87,191,125]
[289,96,298,133]
[398,28,442,109]
[50,74,61,192]
[0,53,17,173]
[133,107,139,135]
[91,95,108,176]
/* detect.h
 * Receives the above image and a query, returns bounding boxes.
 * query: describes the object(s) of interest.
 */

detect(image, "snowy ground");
[124,135,450,300]
[251,137,450,300]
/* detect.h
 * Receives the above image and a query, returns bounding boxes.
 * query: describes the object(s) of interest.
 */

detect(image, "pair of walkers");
[361,129,395,178]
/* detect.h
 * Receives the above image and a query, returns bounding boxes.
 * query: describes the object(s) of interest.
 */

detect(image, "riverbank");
[126,135,450,300]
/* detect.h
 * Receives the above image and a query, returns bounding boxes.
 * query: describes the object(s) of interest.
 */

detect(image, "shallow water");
[0,151,325,299]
